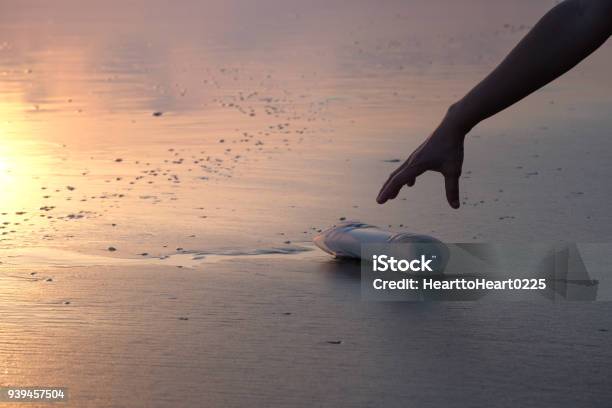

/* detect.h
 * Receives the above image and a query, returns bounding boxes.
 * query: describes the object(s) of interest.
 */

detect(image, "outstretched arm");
[377,0,612,208]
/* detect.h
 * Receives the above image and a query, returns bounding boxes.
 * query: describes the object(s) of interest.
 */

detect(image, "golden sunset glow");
[2,1,612,406]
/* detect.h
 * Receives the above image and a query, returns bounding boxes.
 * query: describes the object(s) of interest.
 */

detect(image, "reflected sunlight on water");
[2,2,612,407]
[1,0,611,256]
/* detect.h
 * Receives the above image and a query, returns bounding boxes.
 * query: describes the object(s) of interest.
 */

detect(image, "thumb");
[444,174,460,209]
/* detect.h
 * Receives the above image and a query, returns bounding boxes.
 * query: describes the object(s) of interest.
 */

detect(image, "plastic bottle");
[313,221,449,270]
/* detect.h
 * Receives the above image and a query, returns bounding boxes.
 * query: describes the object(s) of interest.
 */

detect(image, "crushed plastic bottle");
[313,221,449,272]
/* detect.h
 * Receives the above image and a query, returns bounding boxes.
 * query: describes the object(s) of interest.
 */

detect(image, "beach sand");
[2,257,612,407]
[1,0,612,406]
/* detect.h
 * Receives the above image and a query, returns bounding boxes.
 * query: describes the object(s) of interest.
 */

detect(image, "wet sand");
[2,256,612,407]
[2,0,612,406]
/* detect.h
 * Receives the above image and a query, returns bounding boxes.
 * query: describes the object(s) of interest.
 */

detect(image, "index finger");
[376,165,425,204]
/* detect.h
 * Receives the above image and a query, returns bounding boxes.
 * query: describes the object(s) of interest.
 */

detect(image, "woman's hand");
[377,0,612,210]
[376,117,466,209]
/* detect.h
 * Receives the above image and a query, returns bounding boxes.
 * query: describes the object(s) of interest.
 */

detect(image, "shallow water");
[2,1,612,406]
[2,0,612,261]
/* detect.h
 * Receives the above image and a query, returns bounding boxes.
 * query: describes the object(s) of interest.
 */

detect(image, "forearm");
[448,0,612,134]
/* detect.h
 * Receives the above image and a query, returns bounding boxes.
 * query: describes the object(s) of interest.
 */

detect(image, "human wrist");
[443,101,476,137]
